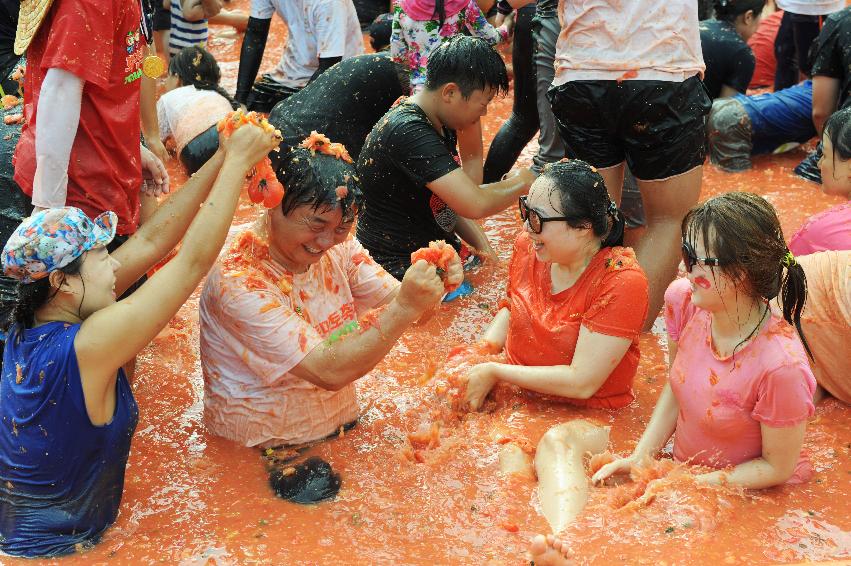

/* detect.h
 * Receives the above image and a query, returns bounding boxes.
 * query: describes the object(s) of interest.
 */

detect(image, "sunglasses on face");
[518,196,571,234]
[681,241,726,273]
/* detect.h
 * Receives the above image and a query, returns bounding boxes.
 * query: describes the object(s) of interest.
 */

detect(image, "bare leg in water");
[499,420,610,565]
[596,162,703,330]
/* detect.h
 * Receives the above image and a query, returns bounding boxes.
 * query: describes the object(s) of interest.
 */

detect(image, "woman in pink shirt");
[789,106,851,255]
[594,192,816,490]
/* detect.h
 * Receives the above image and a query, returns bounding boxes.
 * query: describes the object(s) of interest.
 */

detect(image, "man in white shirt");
[235,0,364,112]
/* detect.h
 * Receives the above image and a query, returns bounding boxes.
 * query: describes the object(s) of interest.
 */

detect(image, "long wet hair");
[424,35,509,98]
[823,105,851,162]
[275,140,364,223]
[168,45,237,109]
[538,160,625,248]
[713,0,765,22]
[682,192,811,357]
[3,255,85,334]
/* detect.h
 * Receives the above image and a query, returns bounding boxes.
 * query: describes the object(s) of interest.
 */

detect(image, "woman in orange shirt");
[460,160,649,553]
[463,160,649,412]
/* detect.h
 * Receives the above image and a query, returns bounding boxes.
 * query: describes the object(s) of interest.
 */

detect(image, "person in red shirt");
[13,0,169,235]
[749,9,784,88]
[462,160,649,412]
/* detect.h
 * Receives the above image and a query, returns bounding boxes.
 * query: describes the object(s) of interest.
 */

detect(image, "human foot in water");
[529,534,573,566]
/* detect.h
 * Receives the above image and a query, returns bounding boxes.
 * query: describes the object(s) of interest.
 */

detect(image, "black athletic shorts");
[548,75,712,181]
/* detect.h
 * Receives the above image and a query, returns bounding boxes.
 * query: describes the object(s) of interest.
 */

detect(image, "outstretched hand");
[591,455,636,484]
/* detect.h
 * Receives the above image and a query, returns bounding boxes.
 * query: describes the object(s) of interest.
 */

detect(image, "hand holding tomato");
[410,241,463,292]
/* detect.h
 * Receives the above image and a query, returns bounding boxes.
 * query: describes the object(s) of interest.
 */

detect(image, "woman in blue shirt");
[0,122,279,557]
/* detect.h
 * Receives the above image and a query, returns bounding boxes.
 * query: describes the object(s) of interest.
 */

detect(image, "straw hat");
[14,0,57,56]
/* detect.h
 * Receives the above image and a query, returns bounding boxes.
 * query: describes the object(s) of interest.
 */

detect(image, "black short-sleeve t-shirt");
[356,101,461,278]
[267,53,407,163]
[810,7,851,109]
[700,19,756,99]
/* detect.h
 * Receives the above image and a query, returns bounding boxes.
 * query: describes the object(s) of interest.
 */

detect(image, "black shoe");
[794,146,822,184]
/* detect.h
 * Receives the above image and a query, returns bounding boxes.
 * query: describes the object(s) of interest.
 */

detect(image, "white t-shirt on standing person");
[552,0,705,86]
[250,0,364,89]
[776,0,845,16]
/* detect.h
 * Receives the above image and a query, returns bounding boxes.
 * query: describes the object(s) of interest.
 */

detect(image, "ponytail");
[778,253,812,359]
[601,202,625,248]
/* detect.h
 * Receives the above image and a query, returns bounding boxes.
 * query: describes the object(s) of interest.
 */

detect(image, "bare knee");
[537,420,610,455]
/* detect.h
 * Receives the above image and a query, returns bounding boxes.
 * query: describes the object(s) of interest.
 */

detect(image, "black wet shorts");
[180,125,219,175]
[247,74,301,114]
[548,75,712,181]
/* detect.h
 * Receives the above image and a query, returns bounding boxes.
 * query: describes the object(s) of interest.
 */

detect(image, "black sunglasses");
[518,196,571,234]
[681,241,726,273]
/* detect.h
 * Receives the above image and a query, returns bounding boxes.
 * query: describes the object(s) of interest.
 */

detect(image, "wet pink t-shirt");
[200,230,399,447]
[664,278,816,483]
[788,201,851,256]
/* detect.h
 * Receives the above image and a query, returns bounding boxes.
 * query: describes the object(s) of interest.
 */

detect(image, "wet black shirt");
[700,19,756,99]
[535,0,556,19]
[267,53,407,164]
[356,102,461,278]
[810,7,851,109]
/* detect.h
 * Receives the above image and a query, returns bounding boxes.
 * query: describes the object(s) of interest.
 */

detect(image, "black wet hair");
[168,45,237,109]
[713,0,765,22]
[538,160,625,248]
[276,143,364,223]
[4,254,85,333]
[369,13,393,51]
[682,192,811,358]
[433,0,447,29]
[823,105,851,161]
[424,35,509,98]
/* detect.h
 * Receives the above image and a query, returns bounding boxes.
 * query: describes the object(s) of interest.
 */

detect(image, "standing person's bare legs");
[635,166,703,330]
[534,420,610,533]
[595,162,625,204]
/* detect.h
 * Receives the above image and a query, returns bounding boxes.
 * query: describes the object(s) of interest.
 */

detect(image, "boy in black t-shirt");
[357,36,536,279]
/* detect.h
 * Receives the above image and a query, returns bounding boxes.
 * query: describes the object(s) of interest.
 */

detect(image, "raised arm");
[109,148,226,295]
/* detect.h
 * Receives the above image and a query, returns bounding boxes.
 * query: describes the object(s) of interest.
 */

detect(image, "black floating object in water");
[269,456,341,504]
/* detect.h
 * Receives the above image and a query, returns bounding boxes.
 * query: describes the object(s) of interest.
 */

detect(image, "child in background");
[391,0,512,93]
[168,0,248,59]
[788,105,851,255]
[369,13,393,52]
[157,46,236,174]
[594,192,816,490]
